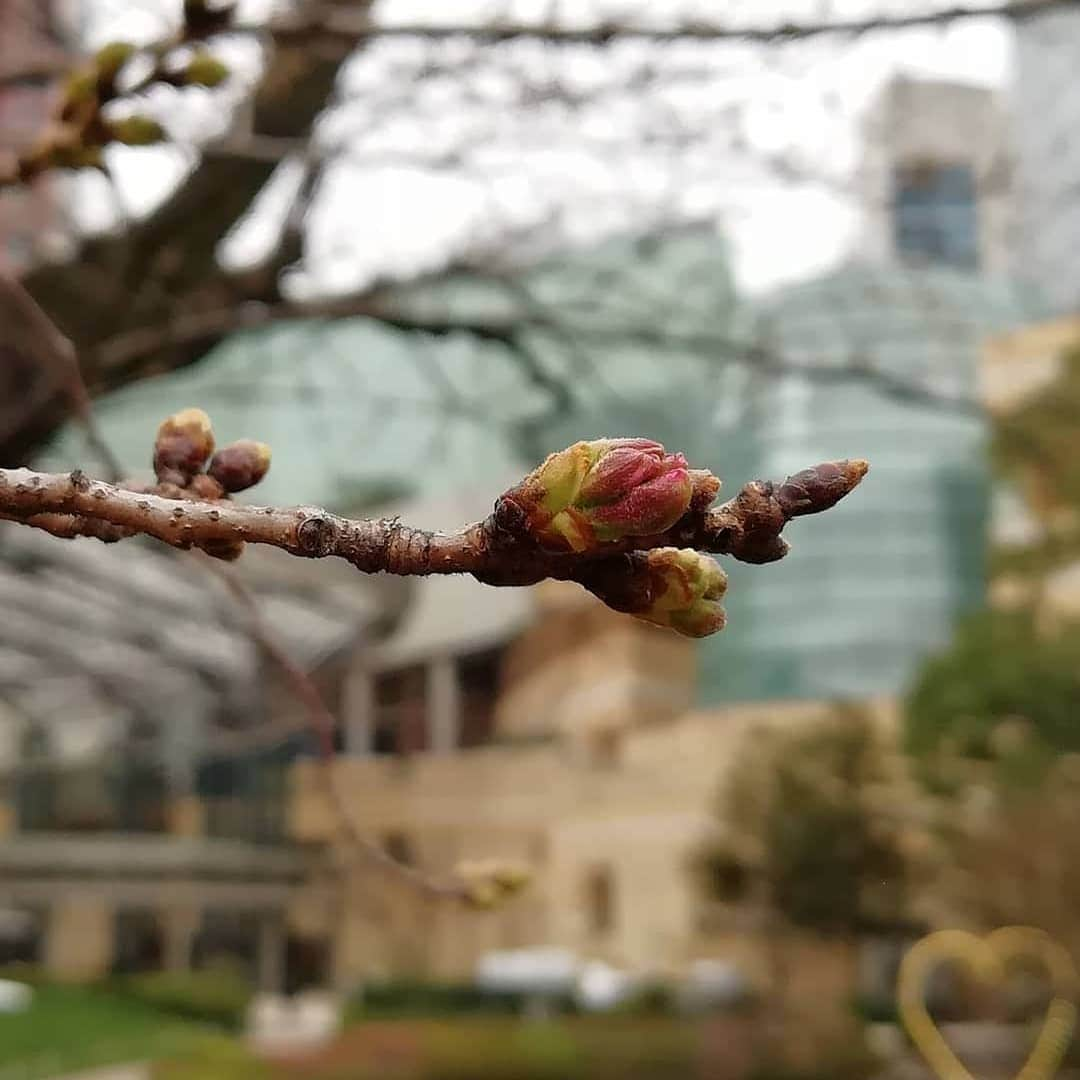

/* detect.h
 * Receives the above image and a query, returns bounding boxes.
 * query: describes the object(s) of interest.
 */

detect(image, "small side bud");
[456,858,533,910]
[95,41,137,81]
[587,548,728,638]
[154,408,215,479]
[208,440,272,493]
[776,459,868,519]
[107,115,166,146]
[183,51,230,87]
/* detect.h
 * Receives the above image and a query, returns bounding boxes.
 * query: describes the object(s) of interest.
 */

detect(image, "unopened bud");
[588,548,728,638]
[108,115,166,146]
[95,41,136,81]
[500,438,693,553]
[184,51,230,87]
[154,408,215,478]
[455,858,533,909]
[776,459,869,518]
[208,440,272,493]
[462,880,501,911]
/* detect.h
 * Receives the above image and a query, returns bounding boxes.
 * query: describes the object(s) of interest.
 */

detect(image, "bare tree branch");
[300,0,1079,45]
[0,456,867,580]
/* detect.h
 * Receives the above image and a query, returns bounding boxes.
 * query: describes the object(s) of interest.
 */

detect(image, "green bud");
[108,115,166,146]
[95,42,137,80]
[184,51,230,87]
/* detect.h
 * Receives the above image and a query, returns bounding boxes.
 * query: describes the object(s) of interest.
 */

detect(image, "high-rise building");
[858,76,1012,275]
[1013,2,1080,313]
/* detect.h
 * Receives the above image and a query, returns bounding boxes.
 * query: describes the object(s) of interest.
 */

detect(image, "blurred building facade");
[0,67,1057,989]
[859,76,1012,275]
[1012,1,1080,313]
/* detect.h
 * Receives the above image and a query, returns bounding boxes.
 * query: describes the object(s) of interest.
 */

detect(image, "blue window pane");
[893,164,979,270]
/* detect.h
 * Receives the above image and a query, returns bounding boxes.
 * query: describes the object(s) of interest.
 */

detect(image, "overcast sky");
[72,0,1013,295]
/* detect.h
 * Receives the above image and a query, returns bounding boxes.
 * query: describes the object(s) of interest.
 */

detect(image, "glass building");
[41,237,1049,707]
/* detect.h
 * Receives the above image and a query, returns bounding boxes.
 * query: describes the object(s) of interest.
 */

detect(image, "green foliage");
[111,967,253,1030]
[610,979,677,1018]
[0,980,207,1077]
[346,979,536,1022]
[905,608,1080,784]
[152,1037,271,1080]
[303,1017,702,1080]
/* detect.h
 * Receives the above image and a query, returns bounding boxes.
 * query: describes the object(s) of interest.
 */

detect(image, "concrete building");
[0,500,884,991]
[858,75,1012,276]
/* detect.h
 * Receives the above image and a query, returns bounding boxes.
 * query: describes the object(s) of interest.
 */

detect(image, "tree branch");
[0,456,867,585]
[302,0,1078,45]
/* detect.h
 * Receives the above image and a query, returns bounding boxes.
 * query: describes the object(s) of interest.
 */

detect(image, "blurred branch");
[91,290,983,417]
[0,270,123,478]
[301,0,1080,44]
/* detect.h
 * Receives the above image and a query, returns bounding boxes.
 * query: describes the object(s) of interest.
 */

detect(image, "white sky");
[69,0,1013,295]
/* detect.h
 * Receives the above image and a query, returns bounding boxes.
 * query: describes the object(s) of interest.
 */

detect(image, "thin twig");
[294,0,1078,45]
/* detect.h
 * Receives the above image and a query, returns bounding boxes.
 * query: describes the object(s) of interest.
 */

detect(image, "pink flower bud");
[588,461,692,541]
[500,438,695,552]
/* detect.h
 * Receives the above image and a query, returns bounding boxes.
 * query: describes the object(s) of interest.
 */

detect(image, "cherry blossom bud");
[501,438,693,553]
[94,42,136,81]
[184,52,230,87]
[107,116,166,146]
[153,408,215,479]
[588,548,728,638]
[208,440,272,493]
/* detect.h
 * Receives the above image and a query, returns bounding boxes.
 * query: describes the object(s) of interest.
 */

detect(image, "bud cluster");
[4,7,235,187]
[150,408,271,560]
[499,438,701,553]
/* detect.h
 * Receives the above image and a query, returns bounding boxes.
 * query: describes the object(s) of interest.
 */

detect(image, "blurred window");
[893,162,979,270]
[373,664,427,754]
[584,864,616,936]
[459,647,503,748]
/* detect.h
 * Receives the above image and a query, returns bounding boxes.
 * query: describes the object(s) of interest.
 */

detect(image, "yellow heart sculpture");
[898,926,1078,1080]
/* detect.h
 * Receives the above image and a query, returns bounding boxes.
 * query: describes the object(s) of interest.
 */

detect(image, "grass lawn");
[0,981,213,1080]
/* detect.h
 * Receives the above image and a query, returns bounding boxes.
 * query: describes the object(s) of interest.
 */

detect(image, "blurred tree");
[694,704,915,1071]
[699,704,912,936]
[902,331,1080,959]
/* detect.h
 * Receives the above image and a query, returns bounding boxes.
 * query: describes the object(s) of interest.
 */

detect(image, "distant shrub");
[114,967,253,1030]
[346,978,582,1022]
